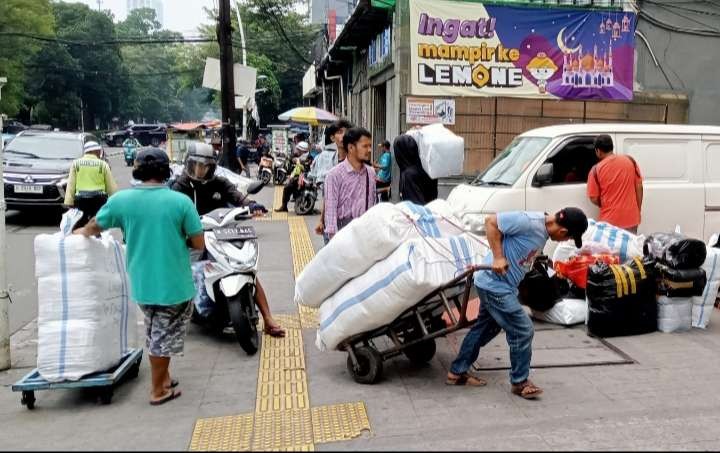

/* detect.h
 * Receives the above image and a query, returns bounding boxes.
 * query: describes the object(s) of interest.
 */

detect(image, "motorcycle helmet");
[185,142,217,183]
[296,141,309,154]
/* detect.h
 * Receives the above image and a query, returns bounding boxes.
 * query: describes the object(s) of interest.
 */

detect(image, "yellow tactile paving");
[311,402,371,445]
[189,213,371,452]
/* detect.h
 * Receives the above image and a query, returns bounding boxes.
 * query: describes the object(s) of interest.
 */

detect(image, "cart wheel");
[99,387,113,405]
[127,360,141,380]
[403,339,437,365]
[346,346,383,385]
[21,391,36,410]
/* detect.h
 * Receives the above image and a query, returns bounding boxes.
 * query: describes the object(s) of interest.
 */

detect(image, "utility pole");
[0,76,10,371]
[217,0,238,171]
[234,1,248,141]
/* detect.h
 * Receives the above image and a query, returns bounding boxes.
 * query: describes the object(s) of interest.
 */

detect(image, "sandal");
[150,389,182,406]
[263,324,286,338]
[511,380,543,400]
[445,372,487,387]
[166,379,179,389]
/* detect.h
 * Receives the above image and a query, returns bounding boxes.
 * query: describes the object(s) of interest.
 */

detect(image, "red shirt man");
[586,134,644,233]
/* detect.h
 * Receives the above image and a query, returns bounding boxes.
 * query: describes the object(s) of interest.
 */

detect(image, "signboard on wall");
[409,0,636,101]
[406,97,456,125]
[369,26,392,69]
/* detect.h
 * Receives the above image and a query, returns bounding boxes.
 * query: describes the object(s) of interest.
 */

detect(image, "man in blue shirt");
[373,140,392,202]
[446,208,588,400]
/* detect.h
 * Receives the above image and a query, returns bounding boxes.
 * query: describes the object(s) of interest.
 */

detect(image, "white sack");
[295,200,469,308]
[407,123,464,179]
[657,296,692,333]
[691,246,720,328]
[316,234,487,352]
[531,299,587,326]
[35,232,134,382]
[582,219,644,262]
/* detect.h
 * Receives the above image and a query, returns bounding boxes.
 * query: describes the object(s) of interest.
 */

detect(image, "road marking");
[189,214,370,451]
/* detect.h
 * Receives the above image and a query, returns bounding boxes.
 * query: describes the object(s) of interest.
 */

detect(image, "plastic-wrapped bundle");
[644,233,707,270]
[531,299,587,326]
[406,123,465,179]
[191,260,213,317]
[518,260,562,312]
[656,264,706,297]
[586,257,657,338]
[692,245,720,328]
[657,296,692,333]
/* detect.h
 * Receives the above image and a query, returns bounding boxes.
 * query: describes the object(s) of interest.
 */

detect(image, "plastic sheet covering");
[657,296,692,333]
[586,257,657,337]
[554,253,620,289]
[656,264,706,297]
[191,260,213,317]
[531,298,587,326]
[518,260,562,312]
[644,232,707,270]
[406,123,465,179]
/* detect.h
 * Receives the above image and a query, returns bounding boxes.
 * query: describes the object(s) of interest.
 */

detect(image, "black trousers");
[74,191,108,229]
[282,177,300,208]
[376,180,391,202]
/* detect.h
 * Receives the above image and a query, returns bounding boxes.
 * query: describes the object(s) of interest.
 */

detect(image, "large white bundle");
[407,123,464,179]
[295,200,468,308]
[657,296,692,333]
[316,234,487,352]
[581,219,644,262]
[35,232,134,382]
[692,245,720,328]
[531,299,587,326]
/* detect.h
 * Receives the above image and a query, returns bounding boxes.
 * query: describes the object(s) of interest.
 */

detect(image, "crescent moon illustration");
[557,27,582,54]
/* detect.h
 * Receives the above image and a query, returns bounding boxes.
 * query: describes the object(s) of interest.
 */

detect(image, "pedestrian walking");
[446,208,588,399]
[75,148,205,406]
[323,127,376,243]
[393,134,438,205]
[373,140,392,202]
[64,141,118,228]
[312,119,353,239]
[236,139,252,178]
[587,134,644,233]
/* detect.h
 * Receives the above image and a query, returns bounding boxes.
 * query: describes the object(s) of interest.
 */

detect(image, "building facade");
[127,0,164,26]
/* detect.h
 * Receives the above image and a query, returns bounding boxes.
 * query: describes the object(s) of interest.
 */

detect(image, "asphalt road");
[6,149,133,334]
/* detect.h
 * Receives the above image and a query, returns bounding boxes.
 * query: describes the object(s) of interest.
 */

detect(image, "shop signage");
[406,97,456,125]
[410,0,636,101]
[369,26,392,69]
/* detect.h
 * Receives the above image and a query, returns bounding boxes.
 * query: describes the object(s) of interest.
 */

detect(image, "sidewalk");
[3,185,720,450]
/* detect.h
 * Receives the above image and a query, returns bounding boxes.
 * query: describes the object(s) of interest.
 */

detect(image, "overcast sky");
[67,0,217,35]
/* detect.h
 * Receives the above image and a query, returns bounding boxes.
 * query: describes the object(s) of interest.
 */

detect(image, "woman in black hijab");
[393,134,438,205]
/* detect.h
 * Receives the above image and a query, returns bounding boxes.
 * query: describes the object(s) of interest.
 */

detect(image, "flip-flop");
[264,325,287,338]
[150,389,182,406]
[445,373,487,387]
[166,379,179,389]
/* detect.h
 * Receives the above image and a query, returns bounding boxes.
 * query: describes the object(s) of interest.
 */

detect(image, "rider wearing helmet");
[65,141,118,228]
[276,141,309,212]
[171,142,285,338]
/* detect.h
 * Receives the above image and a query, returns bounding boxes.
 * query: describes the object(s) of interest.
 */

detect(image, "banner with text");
[410,0,636,101]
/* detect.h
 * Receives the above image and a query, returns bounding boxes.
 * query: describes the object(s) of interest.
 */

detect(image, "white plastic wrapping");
[691,244,720,328]
[407,123,465,179]
[531,298,587,326]
[294,200,469,308]
[35,232,135,382]
[581,219,644,262]
[316,234,488,352]
[657,296,692,333]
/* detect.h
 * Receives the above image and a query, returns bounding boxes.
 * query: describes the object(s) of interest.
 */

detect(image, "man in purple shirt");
[323,127,377,241]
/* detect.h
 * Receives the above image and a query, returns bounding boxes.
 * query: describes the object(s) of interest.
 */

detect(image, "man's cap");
[557,207,588,248]
[84,141,102,153]
[135,147,169,166]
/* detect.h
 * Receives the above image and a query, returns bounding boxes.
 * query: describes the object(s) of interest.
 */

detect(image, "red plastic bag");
[554,253,620,289]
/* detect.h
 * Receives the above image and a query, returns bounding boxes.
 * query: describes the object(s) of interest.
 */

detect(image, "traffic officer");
[64,141,118,228]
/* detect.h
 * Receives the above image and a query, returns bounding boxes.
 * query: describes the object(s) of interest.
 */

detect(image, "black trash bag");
[656,264,707,297]
[586,257,657,338]
[643,233,707,270]
[518,258,562,312]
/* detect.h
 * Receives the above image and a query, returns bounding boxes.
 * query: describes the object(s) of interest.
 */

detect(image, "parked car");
[447,123,720,248]
[103,123,167,147]
[2,133,14,148]
[3,130,104,210]
[2,120,28,135]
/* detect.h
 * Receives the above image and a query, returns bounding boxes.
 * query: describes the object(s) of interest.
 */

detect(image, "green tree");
[0,0,54,117]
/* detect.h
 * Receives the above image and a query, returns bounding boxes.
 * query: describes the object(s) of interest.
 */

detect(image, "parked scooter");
[294,172,319,216]
[258,155,273,185]
[192,180,265,355]
[272,150,289,185]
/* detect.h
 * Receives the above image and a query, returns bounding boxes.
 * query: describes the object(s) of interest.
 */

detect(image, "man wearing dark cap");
[446,208,588,400]
[75,148,204,406]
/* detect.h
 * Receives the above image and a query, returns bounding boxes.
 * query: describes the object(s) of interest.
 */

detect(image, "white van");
[447,123,720,243]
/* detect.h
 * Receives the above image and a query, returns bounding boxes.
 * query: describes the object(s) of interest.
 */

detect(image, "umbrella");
[278,107,338,126]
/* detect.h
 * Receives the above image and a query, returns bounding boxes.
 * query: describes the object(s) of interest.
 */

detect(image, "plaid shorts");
[139,302,193,357]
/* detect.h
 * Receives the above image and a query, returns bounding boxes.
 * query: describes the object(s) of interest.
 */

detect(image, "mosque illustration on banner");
[557,13,631,89]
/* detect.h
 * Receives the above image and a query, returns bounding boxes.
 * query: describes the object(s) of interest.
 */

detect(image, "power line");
[0,32,217,46]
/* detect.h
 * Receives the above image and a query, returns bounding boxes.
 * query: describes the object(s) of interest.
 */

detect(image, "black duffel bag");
[644,233,707,270]
[656,264,707,297]
[518,258,563,312]
[586,257,657,338]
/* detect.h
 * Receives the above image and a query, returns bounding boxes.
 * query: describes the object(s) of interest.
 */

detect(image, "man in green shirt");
[75,148,204,406]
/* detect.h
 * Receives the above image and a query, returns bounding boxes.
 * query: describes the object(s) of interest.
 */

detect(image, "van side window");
[541,138,598,185]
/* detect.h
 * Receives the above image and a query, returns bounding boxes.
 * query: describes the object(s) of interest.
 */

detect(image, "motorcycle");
[294,172,319,216]
[192,180,266,354]
[123,140,139,166]
[272,150,289,185]
[258,155,273,185]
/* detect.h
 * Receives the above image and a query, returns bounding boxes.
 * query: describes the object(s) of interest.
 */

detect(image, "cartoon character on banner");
[526,52,558,94]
